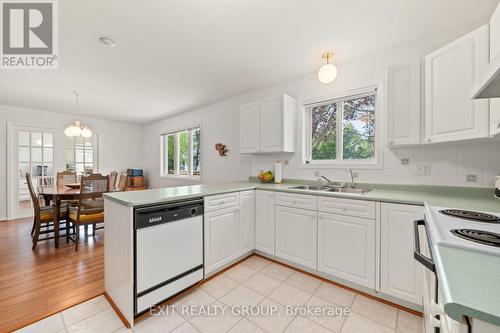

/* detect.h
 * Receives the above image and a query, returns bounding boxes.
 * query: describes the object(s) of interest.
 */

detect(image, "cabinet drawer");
[204,192,239,212]
[317,196,375,219]
[276,192,317,211]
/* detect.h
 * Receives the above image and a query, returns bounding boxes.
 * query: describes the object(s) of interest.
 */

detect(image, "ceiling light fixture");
[64,91,92,138]
[99,36,115,47]
[318,52,338,84]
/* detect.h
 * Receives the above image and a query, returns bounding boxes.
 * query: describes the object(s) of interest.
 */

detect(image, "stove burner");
[450,229,500,248]
[440,209,500,223]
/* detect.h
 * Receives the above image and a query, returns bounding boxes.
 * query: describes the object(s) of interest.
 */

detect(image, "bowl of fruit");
[257,170,275,183]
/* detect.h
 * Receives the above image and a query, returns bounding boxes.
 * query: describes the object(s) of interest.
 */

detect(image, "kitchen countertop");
[104,180,500,212]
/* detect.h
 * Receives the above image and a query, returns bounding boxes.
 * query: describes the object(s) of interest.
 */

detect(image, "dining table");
[39,185,118,248]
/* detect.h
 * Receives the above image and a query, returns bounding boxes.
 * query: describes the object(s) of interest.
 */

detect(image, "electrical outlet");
[352,172,359,179]
[314,171,320,177]
[466,174,478,183]
[416,164,431,176]
[284,160,289,166]
[401,158,410,165]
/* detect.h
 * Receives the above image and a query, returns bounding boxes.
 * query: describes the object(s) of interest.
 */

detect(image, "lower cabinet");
[275,205,317,269]
[318,212,376,289]
[238,190,255,256]
[255,190,275,255]
[204,206,240,274]
[380,203,424,305]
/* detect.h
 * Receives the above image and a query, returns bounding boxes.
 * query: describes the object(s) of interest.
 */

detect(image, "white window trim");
[69,134,99,174]
[160,124,202,180]
[300,85,384,170]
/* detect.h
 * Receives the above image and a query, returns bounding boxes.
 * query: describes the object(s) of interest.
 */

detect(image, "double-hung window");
[161,126,201,179]
[66,136,98,175]
[304,89,378,166]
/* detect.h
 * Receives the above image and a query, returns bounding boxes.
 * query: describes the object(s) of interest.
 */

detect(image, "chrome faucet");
[347,169,355,188]
[318,175,335,186]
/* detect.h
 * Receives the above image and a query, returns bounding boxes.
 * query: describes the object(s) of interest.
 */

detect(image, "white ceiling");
[0,0,498,124]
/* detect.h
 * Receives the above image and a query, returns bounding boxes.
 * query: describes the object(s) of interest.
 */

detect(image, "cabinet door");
[204,207,239,274]
[260,97,283,152]
[424,24,489,143]
[255,190,275,255]
[239,190,255,256]
[318,212,375,289]
[490,3,500,137]
[275,206,317,269]
[380,203,423,305]
[386,61,421,146]
[240,102,260,153]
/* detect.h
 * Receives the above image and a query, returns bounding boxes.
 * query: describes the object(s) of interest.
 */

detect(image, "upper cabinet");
[239,94,297,154]
[386,60,422,146]
[489,2,500,136]
[424,24,490,143]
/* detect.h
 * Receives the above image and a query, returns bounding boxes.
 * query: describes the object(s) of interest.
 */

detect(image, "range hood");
[472,46,500,99]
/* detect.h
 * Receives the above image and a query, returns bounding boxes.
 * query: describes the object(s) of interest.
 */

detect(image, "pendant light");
[318,52,338,84]
[64,91,92,138]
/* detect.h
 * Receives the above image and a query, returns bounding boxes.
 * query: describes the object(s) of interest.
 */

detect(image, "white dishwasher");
[134,198,204,315]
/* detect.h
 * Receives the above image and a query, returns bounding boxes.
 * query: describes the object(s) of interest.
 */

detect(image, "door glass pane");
[32,164,43,177]
[192,128,201,176]
[18,147,30,162]
[342,95,376,160]
[31,132,42,146]
[43,133,53,147]
[44,163,53,177]
[18,131,30,146]
[179,131,188,175]
[18,163,30,178]
[43,148,53,162]
[311,102,337,160]
[31,147,42,162]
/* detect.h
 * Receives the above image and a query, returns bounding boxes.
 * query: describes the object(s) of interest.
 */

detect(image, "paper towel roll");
[274,161,283,184]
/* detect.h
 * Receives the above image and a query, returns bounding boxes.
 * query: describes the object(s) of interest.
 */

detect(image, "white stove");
[425,205,500,256]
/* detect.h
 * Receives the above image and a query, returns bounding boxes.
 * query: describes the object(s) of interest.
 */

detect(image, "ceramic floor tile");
[285,316,331,333]
[174,288,217,319]
[304,295,347,333]
[341,312,394,333]
[228,318,266,333]
[68,307,123,333]
[396,310,423,333]
[243,272,282,296]
[240,256,272,271]
[201,274,239,299]
[223,264,257,283]
[269,283,312,307]
[62,295,111,327]
[172,322,200,333]
[14,313,65,333]
[314,283,355,307]
[351,295,397,329]
[285,271,321,294]
[246,298,295,333]
[220,285,265,307]
[188,302,241,333]
[133,309,185,333]
[261,263,294,281]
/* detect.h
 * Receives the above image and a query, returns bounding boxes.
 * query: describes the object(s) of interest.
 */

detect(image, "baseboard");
[104,292,131,328]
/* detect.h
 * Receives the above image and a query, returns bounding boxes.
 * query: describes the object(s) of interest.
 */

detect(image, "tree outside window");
[162,126,201,178]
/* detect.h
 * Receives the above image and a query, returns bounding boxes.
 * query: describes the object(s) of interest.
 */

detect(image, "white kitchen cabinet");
[275,206,317,269]
[424,24,489,143]
[204,206,239,274]
[239,190,255,256]
[255,190,275,255]
[386,60,421,146]
[380,203,423,306]
[318,212,376,289]
[490,2,500,136]
[239,94,296,154]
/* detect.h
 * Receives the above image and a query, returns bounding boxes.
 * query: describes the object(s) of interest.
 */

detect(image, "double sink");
[288,185,371,194]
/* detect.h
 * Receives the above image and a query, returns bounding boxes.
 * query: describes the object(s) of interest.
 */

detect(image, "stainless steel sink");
[288,185,371,194]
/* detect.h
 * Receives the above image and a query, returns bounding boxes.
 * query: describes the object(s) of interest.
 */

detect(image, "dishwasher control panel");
[134,198,204,230]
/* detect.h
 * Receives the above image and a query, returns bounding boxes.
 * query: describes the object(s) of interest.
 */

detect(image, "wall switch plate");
[314,171,320,177]
[352,172,359,179]
[401,158,410,165]
[466,174,478,183]
[284,160,289,166]
[416,164,431,176]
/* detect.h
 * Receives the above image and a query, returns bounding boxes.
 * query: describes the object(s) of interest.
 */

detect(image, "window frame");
[302,86,383,169]
[66,134,99,175]
[160,124,201,181]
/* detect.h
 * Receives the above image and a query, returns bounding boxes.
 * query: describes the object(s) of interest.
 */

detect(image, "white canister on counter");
[274,161,283,184]
[496,175,500,199]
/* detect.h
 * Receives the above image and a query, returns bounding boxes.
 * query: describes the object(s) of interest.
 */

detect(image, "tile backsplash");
[251,141,500,188]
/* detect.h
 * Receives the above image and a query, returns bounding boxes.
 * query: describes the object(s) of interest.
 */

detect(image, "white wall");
[144,22,500,189]
[0,104,144,220]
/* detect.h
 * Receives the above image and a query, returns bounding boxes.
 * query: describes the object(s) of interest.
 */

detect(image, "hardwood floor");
[0,217,104,333]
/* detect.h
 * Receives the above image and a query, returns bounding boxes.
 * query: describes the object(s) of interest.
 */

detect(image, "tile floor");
[15,256,423,333]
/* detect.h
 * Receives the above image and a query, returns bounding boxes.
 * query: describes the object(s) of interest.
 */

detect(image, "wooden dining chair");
[109,171,118,190]
[117,172,128,191]
[56,171,77,186]
[27,173,69,249]
[67,174,109,251]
